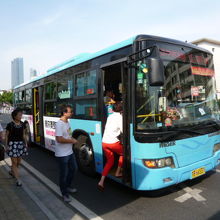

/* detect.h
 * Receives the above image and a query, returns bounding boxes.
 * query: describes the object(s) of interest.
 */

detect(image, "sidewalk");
[0,162,48,220]
[0,158,85,220]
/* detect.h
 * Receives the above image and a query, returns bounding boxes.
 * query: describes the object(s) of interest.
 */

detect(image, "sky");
[0,0,220,90]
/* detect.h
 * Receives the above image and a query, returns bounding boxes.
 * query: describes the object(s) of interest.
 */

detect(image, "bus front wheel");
[74,135,96,176]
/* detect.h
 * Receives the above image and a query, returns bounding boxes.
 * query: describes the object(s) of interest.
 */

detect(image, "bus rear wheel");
[74,135,96,176]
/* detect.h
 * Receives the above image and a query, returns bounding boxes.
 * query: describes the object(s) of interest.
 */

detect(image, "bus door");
[33,87,41,143]
[100,57,131,186]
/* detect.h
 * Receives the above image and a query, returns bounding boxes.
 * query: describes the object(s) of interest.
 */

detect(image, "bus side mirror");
[147,57,165,86]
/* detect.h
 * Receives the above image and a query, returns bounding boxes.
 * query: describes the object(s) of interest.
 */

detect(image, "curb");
[4,158,103,220]
[0,159,59,220]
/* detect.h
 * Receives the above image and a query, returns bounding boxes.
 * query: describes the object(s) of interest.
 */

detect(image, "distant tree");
[0,91,13,104]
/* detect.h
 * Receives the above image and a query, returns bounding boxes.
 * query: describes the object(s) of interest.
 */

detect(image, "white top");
[102,112,123,144]
[0,123,3,132]
[55,120,73,157]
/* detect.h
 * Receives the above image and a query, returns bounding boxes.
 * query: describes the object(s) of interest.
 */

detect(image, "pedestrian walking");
[5,108,28,186]
[55,105,78,203]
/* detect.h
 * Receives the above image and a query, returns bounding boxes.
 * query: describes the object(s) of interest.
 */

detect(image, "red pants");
[102,142,124,177]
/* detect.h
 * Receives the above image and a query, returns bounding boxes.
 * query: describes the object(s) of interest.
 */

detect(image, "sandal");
[97,184,104,192]
[115,175,122,178]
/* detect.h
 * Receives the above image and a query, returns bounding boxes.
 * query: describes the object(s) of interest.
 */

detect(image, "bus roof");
[14,34,211,89]
[14,36,136,89]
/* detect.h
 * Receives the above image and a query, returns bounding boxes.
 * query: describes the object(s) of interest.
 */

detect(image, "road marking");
[175,193,192,203]
[175,186,206,203]
[4,158,103,220]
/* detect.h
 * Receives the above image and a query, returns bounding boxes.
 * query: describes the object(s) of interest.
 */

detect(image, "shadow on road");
[23,143,218,219]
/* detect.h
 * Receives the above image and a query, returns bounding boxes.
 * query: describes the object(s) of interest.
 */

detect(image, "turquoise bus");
[14,34,220,190]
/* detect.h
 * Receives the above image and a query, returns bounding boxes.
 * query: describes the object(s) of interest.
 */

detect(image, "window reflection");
[57,78,73,99]
[135,43,218,130]
[75,99,97,119]
[25,89,32,103]
[45,82,57,100]
[76,70,96,96]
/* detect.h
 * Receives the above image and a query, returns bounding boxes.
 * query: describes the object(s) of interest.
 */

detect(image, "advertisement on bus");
[22,114,34,141]
[43,116,60,151]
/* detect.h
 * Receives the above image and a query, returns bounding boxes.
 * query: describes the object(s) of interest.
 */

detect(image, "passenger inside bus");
[104,90,116,117]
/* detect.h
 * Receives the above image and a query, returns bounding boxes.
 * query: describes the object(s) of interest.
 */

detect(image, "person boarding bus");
[98,102,124,191]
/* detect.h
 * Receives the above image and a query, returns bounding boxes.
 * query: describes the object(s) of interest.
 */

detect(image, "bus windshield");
[135,42,219,131]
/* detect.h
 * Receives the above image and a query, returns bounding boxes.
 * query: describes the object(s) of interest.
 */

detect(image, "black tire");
[74,135,96,176]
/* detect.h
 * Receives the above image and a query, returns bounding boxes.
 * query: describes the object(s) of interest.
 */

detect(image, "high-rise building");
[11,58,24,89]
[30,68,37,79]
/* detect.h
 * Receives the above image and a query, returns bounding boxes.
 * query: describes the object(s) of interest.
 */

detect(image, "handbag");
[0,142,5,161]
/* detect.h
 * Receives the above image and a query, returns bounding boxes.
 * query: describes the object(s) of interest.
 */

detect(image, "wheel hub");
[79,144,92,166]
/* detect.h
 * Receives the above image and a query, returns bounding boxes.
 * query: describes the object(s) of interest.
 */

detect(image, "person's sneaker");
[67,187,77,193]
[16,181,22,187]
[63,195,72,203]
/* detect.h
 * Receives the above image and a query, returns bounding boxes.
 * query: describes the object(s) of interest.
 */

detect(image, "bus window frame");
[43,75,58,117]
[44,100,59,117]
[25,88,32,104]
[17,90,26,104]
[57,69,74,100]
[73,68,99,120]
[13,88,33,115]
[44,80,57,101]
[74,69,98,98]
[132,39,217,143]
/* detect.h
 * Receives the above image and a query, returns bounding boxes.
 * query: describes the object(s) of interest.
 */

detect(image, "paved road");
[1,114,220,220]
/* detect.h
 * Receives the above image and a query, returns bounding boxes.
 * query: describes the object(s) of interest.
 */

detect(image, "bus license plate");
[191,167,206,179]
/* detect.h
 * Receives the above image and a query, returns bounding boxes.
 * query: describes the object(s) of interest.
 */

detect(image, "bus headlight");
[143,157,175,169]
[213,143,220,154]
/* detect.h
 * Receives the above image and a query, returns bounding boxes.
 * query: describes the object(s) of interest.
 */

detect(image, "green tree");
[0,91,13,104]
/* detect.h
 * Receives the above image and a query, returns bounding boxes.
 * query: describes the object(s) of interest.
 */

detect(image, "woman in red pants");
[98,101,123,190]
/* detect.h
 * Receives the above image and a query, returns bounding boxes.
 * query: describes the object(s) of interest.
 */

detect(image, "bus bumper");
[133,151,220,191]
